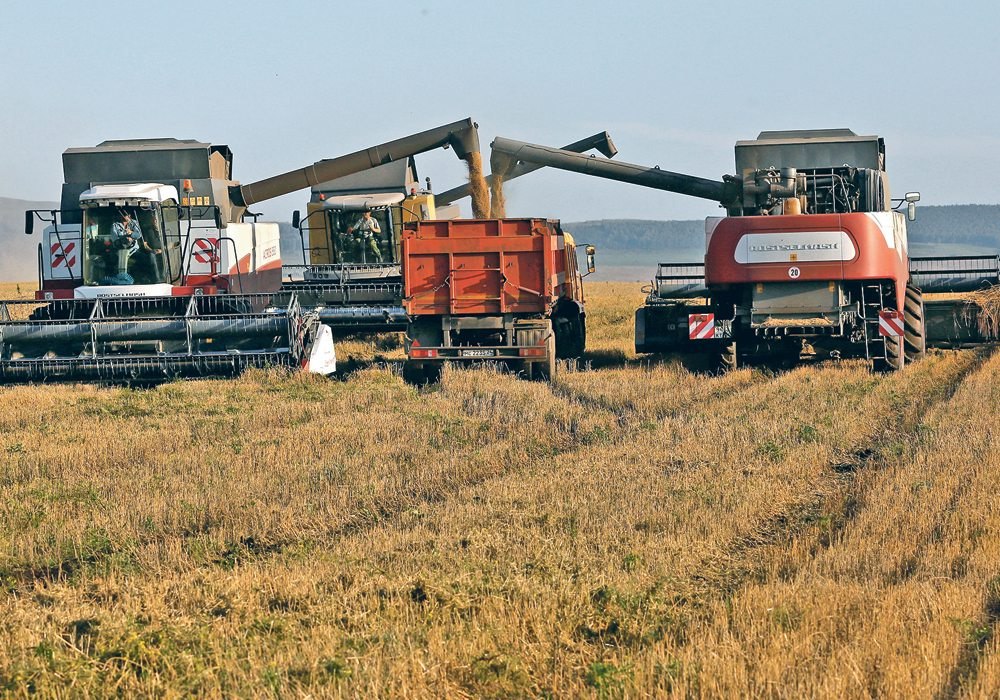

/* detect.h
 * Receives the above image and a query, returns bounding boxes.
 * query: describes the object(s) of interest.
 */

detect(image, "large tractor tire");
[903,285,926,362]
[877,333,905,372]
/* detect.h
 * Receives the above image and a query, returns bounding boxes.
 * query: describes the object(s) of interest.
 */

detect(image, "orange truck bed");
[402,218,569,317]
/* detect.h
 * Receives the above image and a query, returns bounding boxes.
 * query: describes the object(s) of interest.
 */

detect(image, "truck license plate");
[460,348,495,358]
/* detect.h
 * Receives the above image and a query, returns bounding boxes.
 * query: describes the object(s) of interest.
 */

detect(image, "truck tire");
[402,361,425,385]
[533,331,557,381]
[402,361,441,385]
[903,286,926,362]
[553,312,584,358]
[718,341,738,373]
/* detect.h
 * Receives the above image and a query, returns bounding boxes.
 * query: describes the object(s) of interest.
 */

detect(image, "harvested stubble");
[0,280,997,698]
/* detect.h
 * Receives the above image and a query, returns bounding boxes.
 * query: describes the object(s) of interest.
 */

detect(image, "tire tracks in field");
[549,367,767,429]
[257,368,787,573]
[3,368,775,592]
[689,348,992,604]
[312,369,774,553]
[939,578,1000,700]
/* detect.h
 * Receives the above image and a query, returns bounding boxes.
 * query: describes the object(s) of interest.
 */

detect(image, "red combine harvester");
[401,218,594,382]
[491,129,999,371]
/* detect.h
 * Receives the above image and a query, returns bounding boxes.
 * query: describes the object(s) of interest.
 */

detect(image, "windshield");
[328,208,394,264]
[82,204,181,286]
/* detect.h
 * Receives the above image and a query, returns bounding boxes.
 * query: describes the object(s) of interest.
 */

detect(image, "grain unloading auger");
[491,130,999,370]
[433,132,618,207]
[285,131,617,333]
[0,119,483,383]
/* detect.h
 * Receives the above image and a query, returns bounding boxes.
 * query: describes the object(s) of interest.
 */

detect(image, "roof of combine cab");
[62,138,234,184]
[311,158,418,197]
[749,128,864,142]
[736,128,884,172]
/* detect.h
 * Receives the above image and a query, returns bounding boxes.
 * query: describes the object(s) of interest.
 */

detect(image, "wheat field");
[0,281,998,698]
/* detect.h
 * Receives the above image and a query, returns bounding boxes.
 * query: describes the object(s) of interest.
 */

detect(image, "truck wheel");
[903,286,926,362]
[403,361,441,385]
[718,341,738,373]
[402,361,425,385]
[532,331,557,381]
[423,363,443,384]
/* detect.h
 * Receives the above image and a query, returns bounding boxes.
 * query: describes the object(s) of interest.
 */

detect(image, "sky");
[2,1,999,224]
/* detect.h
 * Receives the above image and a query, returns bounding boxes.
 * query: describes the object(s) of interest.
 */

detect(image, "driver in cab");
[347,207,383,263]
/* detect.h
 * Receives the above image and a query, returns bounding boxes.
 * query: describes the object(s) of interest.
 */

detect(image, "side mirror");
[905,192,920,221]
[292,210,301,229]
[24,211,34,235]
[214,207,224,230]
[586,245,596,274]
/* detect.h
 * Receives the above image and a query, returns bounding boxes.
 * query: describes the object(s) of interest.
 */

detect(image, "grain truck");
[400,218,594,382]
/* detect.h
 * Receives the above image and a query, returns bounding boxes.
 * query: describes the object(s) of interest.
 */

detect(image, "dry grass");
[1,280,998,697]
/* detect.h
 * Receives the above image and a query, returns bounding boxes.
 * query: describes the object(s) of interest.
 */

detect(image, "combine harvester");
[0,119,487,383]
[490,129,999,370]
[285,132,617,334]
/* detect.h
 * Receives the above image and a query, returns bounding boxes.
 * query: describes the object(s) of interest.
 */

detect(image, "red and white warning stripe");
[50,241,77,269]
[878,310,904,337]
[193,237,218,264]
[688,313,716,340]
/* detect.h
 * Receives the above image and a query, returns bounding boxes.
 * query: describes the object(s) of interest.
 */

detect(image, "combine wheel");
[718,341,738,373]
[878,333,905,372]
[903,285,926,362]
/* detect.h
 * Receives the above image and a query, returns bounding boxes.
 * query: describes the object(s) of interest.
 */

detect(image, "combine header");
[491,130,999,370]
[0,119,485,383]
